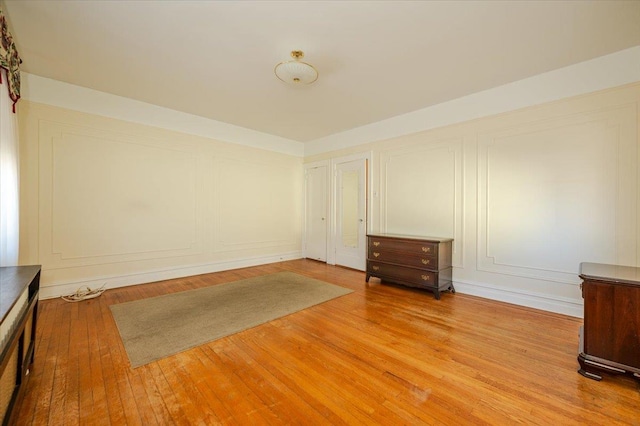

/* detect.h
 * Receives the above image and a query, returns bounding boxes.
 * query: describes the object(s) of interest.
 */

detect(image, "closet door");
[304,164,328,262]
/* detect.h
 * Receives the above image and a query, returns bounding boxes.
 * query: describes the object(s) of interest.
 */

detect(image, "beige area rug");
[110,272,353,368]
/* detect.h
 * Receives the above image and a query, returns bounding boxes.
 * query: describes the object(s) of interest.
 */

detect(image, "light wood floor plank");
[11,259,640,425]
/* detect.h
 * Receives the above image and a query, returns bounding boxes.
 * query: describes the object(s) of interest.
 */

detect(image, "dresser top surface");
[579,262,640,286]
[367,233,453,243]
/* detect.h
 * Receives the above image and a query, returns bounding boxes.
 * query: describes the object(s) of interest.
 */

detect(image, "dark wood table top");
[579,262,640,287]
[367,233,453,243]
[0,265,41,323]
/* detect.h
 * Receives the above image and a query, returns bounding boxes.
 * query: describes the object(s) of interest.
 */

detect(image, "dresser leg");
[577,355,602,381]
[365,274,370,283]
[578,368,602,381]
[434,289,441,300]
[449,283,456,294]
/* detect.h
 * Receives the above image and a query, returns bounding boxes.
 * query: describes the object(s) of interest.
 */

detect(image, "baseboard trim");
[453,278,583,318]
[39,251,303,300]
[40,256,584,318]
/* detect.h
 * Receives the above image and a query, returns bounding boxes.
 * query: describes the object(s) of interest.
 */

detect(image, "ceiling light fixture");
[274,50,318,85]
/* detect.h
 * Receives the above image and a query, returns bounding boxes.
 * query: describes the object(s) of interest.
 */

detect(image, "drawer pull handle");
[421,247,431,253]
[421,259,430,265]
[421,274,430,281]
[372,266,380,271]
[373,252,380,257]
[373,241,380,247]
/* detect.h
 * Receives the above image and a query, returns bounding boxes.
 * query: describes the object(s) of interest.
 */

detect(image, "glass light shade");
[274,59,318,85]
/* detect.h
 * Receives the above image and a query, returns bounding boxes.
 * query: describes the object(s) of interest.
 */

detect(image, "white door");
[305,165,328,261]
[335,159,366,270]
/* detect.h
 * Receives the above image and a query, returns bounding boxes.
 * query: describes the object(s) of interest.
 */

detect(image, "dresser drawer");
[367,261,438,289]
[368,238,438,256]
[368,249,437,269]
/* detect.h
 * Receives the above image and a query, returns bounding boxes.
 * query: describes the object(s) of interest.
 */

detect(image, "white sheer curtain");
[0,68,19,266]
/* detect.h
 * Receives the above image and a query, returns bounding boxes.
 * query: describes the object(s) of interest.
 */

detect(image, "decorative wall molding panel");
[379,138,464,268]
[20,102,303,292]
[477,105,637,285]
[213,157,301,252]
[39,123,206,268]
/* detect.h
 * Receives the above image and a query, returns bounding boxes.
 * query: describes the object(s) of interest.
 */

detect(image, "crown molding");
[305,46,640,156]
[20,73,305,157]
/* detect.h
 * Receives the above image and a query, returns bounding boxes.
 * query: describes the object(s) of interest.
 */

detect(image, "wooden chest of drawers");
[577,262,640,381]
[366,233,454,299]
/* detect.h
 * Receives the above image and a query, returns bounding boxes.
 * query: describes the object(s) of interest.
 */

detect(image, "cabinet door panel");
[583,281,640,368]
[611,285,640,367]
[583,282,615,360]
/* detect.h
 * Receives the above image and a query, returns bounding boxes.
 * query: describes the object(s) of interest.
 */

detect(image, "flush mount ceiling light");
[274,50,318,85]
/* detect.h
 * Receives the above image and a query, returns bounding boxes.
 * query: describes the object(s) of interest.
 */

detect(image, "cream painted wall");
[306,83,640,317]
[19,101,303,299]
[16,48,640,315]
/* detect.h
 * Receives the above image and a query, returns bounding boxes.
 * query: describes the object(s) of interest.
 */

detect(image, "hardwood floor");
[11,259,640,425]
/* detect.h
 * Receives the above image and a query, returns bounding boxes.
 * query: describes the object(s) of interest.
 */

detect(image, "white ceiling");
[4,1,640,143]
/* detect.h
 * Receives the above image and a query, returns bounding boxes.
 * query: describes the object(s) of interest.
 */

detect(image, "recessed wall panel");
[22,104,302,291]
[51,133,197,259]
[215,158,300,251]
[380,140,464,267]
[478,106,637,284]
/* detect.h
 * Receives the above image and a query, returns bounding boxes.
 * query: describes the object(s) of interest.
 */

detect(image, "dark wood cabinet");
[0,265,40,426]
[366,234,454,299]
[578,262,640,381]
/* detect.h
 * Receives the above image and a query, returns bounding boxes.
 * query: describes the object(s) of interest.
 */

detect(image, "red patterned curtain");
[0,7,21,112]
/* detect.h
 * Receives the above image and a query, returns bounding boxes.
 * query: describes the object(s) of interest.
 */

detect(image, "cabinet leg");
[578,368,602,381]
[365,274,370,283]
[577,355,602,381]
[449,283,456,294]
[434,289,441,300]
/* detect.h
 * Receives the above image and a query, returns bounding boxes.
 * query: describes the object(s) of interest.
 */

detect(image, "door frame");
[328,152,372,268]
[303,160,330,261]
